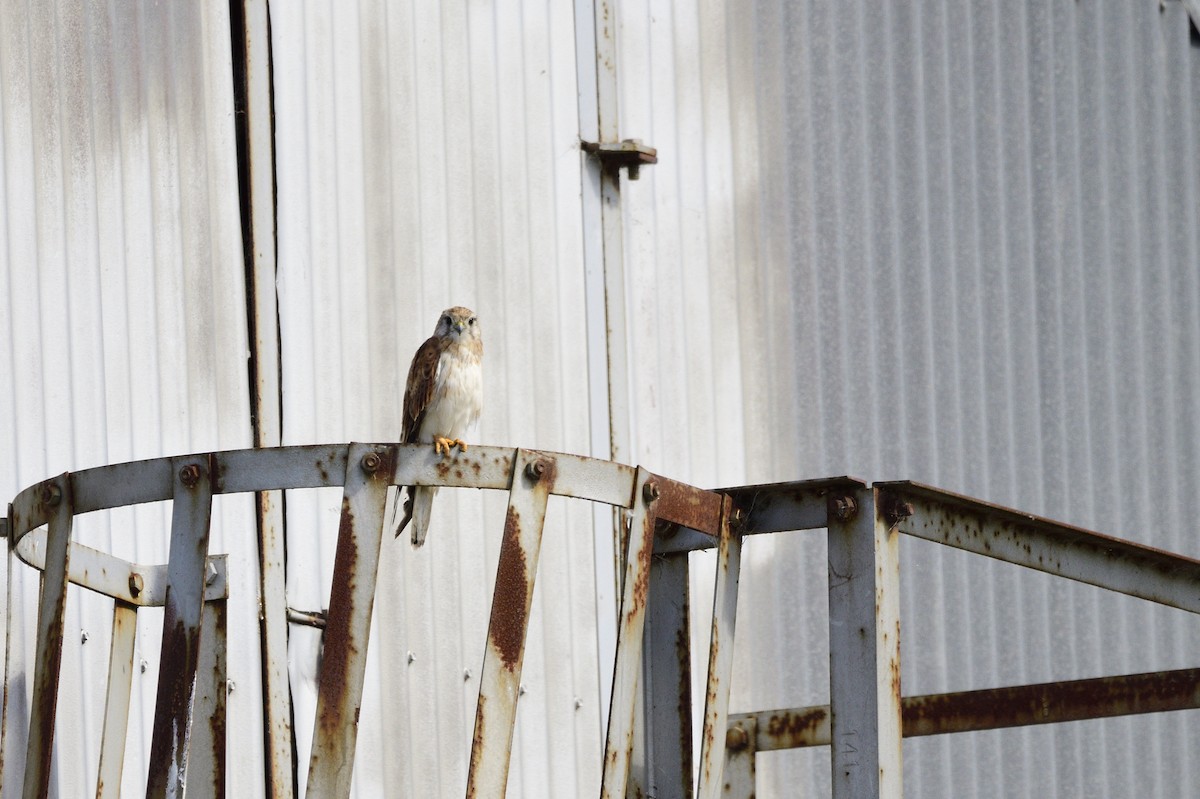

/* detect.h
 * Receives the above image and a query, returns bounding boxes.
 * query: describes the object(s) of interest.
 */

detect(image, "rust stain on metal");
[650,475,724,536]
[491,507,529,671]
[675,623,693,784]
[318,499,359,737]
[902,667,1200,737]
[765,706,829,746]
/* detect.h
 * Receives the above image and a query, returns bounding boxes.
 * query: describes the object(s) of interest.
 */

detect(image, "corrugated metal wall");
[268,1,603,796]
[0,1,265,796]
[614,0,1200,796]
[4,0,1199,796]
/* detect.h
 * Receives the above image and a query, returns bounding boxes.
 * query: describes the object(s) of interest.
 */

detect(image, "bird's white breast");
[419,344,483,442]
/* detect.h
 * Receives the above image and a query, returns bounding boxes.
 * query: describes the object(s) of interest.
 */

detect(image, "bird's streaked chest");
[421,343,482,437]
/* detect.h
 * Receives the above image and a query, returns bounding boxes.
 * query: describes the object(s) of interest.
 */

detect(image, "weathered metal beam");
[186,597,228,798]
[146,455,217,798]
[466,450,556,798]
[731,667,1200,751]
[600,468,660,799]
[305,444,395,798]
[95,600,138,799]
[654,477,866,554]
[879,481,1200,614]
[827,486,903,799]
[696,496,741,799]
[22,475,74,799]
[12,533,227,607]
[639,551,693,799]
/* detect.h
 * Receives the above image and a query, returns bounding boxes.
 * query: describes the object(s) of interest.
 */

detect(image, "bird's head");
[435,306,480,343]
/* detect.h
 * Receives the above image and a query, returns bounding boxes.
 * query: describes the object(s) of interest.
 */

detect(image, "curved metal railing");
[1,443,734,799]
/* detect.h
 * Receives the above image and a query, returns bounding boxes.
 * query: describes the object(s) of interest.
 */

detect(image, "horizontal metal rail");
[728,667,1200,751]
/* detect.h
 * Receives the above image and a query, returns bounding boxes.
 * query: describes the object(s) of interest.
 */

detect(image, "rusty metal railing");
[0,444,739,799]
[6,448,1198,799]
[707,481,1200,799]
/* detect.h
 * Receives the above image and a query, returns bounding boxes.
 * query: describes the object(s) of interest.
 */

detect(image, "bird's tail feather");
[394,485,437,547]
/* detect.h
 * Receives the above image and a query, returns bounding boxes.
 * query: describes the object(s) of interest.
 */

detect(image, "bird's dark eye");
[469,317,476,326]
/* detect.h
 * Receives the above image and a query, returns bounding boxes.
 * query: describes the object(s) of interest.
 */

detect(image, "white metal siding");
[269,1,602,796]
[0,1,262,796]
[614,0,1200,796]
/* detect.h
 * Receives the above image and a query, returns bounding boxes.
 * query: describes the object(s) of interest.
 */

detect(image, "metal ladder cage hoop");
[0,443,739,799]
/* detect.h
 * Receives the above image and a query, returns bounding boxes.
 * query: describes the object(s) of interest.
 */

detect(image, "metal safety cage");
[6,447,1199,799]
[0,443,742,799]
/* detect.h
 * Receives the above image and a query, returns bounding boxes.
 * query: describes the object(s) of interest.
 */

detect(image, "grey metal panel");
[614,0,1200,796]
[0,1,259,796]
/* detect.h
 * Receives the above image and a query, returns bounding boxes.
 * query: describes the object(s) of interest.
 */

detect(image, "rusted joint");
[129,573,144,598]
[643,481,661,504]
[39,483,63,507]
[360,451,383,474]
[179,463,203,488]
[726,723,750,752]
[882,492,915,528]
[828,494,858,523]
[524,459,549,482]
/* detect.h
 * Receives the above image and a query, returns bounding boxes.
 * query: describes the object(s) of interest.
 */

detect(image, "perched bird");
[393,306,483,546]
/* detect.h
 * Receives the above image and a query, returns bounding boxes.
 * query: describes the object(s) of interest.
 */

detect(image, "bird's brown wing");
[402,335,446,443]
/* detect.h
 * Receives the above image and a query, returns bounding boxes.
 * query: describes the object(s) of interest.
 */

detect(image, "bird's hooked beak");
[453,321,465,334]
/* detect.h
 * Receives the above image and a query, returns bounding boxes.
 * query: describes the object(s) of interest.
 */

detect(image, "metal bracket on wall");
[582,139,658,180]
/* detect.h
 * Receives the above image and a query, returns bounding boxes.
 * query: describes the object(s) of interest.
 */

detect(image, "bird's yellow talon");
[454,439,468,452]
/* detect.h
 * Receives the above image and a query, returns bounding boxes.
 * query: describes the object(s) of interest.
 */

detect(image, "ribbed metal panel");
[0,1,262,796]
[616,0,1200,796]
[269,1,602,796]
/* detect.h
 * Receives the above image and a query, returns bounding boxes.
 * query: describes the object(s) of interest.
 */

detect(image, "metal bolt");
[80,630,89,645]
[179,463,202,487]
[407,651,416,665]
[205,561,219,586]
[643,482,660,504]
[883,494,915,527]
[729,507,746,529]
[726,724,750,752]
[39,483,62,507]
[129,572,144,598]
[574,697,583,710]
[524,460,546,481]
[227,679,236,694]
[830,495,858,522]
[360,452,382,474]
[464,668,472,681]
[140,658,149,674]
[519,684,527,696]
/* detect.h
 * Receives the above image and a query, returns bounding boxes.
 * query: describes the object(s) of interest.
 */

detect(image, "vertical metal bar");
[22,475,73,799]
[146,455,216,799]
[231,0,293,791]
[305,444,394,798]
[827,487,903,799]
[697,498,742,799]
[722,717,756,799]
[576,0,630,728]
[599,468,659,799]
[95,600,138,799]
[465,451,556,798]
[1,503,25,795]
[186,596,228,798]
[639,550,693,799]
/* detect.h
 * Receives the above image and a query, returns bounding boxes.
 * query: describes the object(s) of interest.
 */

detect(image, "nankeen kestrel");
[392,306,483,546]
